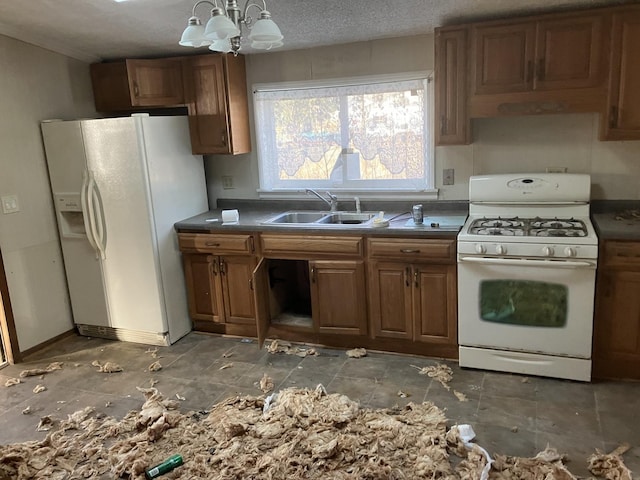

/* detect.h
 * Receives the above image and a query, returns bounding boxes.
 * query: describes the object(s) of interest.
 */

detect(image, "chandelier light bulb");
[179,16,212,47]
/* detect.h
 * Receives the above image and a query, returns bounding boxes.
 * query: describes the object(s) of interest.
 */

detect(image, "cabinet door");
[310,260,367,335]
[220,255,257,325]
[182,253,223,323]
[125,59,185,106]
[472,21,536,94]
[368,261,413,340]
[593,270,640,380]
[435,28,470,145]
[535,14,606,91]
[412,265,457,345]
[185,54,230,154]
[603,11,640,140]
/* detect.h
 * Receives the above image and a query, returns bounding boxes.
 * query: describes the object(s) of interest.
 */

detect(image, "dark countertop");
[592,211,640,240]
[175,208,468,237]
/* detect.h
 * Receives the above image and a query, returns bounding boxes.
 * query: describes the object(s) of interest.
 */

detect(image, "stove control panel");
[458,241,598,260]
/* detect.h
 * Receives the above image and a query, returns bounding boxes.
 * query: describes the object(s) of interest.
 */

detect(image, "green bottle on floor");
[145,454,183,479]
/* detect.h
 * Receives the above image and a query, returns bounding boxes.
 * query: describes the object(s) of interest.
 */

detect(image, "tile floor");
[0,332,638,479]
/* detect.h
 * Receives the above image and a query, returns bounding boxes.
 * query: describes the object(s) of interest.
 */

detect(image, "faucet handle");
[326,191,338,201]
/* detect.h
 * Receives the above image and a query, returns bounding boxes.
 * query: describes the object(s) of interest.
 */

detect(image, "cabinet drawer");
[178,233,254,254]
[602,241,640,267]
[368,238,456,262]
[261,234,363,257]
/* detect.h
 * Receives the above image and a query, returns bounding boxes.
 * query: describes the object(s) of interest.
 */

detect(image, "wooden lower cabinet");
[179,233,257,335]
[369,261,457,347]
[593,240,640,379]
[311,260,367,336]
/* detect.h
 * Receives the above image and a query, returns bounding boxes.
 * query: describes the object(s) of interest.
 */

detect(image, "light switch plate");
[443,169,455,185]
[1,194,19,214]
[221,175,234,189]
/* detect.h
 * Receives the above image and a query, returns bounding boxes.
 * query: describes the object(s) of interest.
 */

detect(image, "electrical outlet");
[221,175,234,189]
[546,166,568,173]
[1,194,19,214]
[443,168,455,185]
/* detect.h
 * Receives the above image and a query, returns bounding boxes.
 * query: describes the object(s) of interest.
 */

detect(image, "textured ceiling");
[0,0,632,62]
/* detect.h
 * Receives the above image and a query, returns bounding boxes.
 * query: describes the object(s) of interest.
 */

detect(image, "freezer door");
[80,118,166,334]
[40,120,110,328]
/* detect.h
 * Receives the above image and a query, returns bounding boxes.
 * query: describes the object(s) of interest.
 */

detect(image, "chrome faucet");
[305,188,339,212]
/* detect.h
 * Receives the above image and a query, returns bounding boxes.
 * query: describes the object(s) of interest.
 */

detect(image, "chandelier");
[179,0,283,54]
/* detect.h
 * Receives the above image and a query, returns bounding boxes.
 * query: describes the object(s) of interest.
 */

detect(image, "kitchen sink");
[265,211,330,224]
[262,211,376,226]
[317,212,377,224]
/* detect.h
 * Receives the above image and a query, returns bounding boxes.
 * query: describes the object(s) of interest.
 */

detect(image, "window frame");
[252,71,437,199]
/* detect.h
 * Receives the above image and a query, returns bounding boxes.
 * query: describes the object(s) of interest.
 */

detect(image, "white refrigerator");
[41,115,208,345]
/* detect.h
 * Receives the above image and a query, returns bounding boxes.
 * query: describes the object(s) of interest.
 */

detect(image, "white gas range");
[457,174,598,381]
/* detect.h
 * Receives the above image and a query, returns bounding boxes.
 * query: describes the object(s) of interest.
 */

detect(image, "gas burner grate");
[468,217,588,237]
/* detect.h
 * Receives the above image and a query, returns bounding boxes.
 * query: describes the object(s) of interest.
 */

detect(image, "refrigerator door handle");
[87,170,107,260]
[81,170,99,253]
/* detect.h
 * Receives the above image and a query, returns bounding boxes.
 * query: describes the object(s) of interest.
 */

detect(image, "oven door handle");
[458,256,596,269]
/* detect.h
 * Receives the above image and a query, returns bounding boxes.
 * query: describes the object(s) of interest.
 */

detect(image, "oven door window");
[479,280,567,327]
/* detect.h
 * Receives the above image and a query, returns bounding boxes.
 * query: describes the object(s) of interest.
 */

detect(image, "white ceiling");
[0,0,631,63]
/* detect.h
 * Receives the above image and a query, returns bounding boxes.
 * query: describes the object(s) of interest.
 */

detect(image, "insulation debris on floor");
[91,360,122,373]
[266,340,317,357]
[19,362,63,378]
[412,363,468,402]
[345,347,367,358]
[0,386,631,480]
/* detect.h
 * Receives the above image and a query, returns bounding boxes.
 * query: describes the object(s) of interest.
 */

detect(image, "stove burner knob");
[564,247,577,257]
[542,246,555,257]
[496,244,506,255]
[475,244,486,254]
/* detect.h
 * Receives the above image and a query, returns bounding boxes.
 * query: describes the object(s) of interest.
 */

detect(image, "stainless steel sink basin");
[317,212,377,225]
[262,211,377,226]
[264,211,329,224]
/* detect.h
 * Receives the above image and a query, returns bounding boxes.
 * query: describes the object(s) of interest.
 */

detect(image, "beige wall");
[205,34,640,203]
[0,34,96,351]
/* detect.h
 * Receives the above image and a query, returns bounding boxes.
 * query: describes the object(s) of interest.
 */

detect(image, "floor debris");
[148,361,162,372]
[266,340,317,357]
[411,363,453,390]
[0,386,630,480]
[35,416,55,432]
[176,394,186,401]
[21,406,32,415]
[19,362,63,378]
[222,350,233,358]
[4,378,21,387]
[219,363,233,370]
[149,379,159,387]
[588,443,633,480]
[91,360,123,373]
[397,390,410,398]
[32,385,46,394]
[259,373,274,393]
[453,390,468,402]
[345,347,367,358]
[145,348,159,359]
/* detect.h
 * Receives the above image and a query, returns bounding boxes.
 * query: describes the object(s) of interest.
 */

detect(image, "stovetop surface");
[468,216,588,238]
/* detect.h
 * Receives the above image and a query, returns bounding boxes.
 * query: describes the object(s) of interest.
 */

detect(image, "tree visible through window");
[254,74,432,191]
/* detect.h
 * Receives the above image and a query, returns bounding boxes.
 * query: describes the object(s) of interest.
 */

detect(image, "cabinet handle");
[310,266,316,283]
[609,105,618,128]
[249,278,254,291]
[400,249,420,254]
[537,58,545,81]
[221,129,227,146]
[405,266,410,287]
[219,259,226,275]
[211,258,218,276]
[133,82,140,98]
[440,115,446,135]
[249,236,255,253]
[414,268,419,288]
[205,242,220,247]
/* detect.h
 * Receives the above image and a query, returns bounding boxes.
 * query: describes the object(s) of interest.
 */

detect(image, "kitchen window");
[253,73,434,195]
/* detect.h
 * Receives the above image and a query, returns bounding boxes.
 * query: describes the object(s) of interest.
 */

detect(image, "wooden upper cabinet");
[472,21,535,95]
[90,58,184,111]
[471,12,607,96]
[435,27,470,145]
[602,10,640,140]
[184,54,251,155]
[535,14,605,91]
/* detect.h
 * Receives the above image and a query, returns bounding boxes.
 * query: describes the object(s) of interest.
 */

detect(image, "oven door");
[457,255,596,358]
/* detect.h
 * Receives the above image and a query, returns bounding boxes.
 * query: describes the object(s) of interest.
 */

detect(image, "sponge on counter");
[371,211,390,228]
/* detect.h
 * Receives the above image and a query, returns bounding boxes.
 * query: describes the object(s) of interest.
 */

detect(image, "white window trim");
[253,71,437,201]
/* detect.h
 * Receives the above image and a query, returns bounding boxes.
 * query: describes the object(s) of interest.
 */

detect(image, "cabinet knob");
[221,129,227,146]
[400,249,420,254]
[414,268,419,288]
[133,82,140,98]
